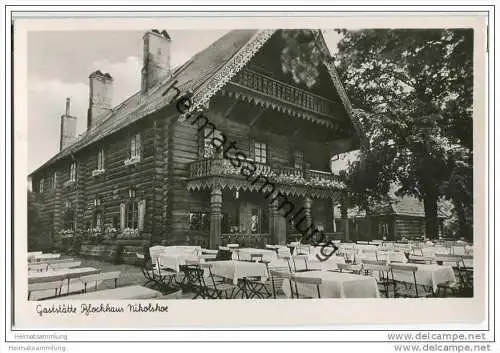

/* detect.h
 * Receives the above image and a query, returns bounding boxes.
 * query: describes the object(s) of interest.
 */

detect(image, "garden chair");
[290,274,322,299]
[389,263,433,298]
[361,259,392,297]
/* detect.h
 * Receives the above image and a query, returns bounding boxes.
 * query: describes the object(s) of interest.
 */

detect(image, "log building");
[28,29,365,260]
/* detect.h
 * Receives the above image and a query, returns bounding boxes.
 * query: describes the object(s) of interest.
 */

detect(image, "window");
[189,212,210,233]
[202,128,223,158]
[94,210,103,229]
[130,133,141,158]
[39,178,44,193]
[293,151,304,170]
[254,142,267,164]
[48,173,56,189]
[69,162,77,182]
[126,187,138,229]
[97,148,105,170]
[250,207,269,233]
[64,210,74,231]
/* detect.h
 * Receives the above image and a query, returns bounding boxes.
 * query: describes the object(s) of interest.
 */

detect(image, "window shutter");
[120,203,126,230]
[138,200,146,231]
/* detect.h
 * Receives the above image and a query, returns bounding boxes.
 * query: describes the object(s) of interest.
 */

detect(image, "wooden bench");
[78,271,121,293]
[28,280,64,300]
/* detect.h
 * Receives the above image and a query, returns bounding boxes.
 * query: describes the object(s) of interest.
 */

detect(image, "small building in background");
[335,195,448,241]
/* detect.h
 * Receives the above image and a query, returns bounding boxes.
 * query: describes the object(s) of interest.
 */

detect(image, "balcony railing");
[221,233,271,249]
[230,68,340,117]
[188,158,344,189]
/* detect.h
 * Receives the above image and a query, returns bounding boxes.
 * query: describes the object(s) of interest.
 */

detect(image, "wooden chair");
[79,271,121,293]
[250,253,263,263]
[269,267,293,299]
[136,253,159,288]
[179,263,208,299]
[216,247,233,261]
[335,263,363,275]
[389,263,433,298]
[408,254,435,264]
[412,247,424,256]
[291,254,310,272]
[460,255,474,290]
[361,259,391,297]
[290,275,322,299]
[28,280,64,300]
[199,262,238,299]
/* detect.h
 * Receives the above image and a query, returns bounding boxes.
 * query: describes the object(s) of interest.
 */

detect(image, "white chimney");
[141,29,172,93]
[87,70,113,130]
[60,98,78,150]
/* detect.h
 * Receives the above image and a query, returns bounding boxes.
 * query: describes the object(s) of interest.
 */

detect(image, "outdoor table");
[358,250,408,264]
[306,254,346,271]
[28,253,61,263]
[391,263,457,293]
[232,248,278,262]
[158,253,201,272]
[60,285,163,300]
[210,260,269,285]
[47,261,82,271]
[282,271,380,298]
[28,267,100,294]
[28,251,42,258]
[420,246,451,257]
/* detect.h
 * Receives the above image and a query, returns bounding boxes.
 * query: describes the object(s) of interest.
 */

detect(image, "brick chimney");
[87,70,113,130]
[60,98,77,151]
[141,29,171,93]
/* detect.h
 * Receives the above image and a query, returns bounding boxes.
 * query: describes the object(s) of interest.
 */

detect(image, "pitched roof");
[30,29,361,176]
[372,196,448,218]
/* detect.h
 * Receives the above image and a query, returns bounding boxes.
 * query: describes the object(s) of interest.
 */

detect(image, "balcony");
[188,158,344,190]
[229,68,342,118]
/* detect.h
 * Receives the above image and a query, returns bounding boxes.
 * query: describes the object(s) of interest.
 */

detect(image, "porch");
[186,184,341,249]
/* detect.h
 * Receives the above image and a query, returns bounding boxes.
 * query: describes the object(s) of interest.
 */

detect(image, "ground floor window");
[189,212,210,233]
[126,201,138,229]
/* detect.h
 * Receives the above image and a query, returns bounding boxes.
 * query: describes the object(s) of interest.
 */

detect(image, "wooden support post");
[269,199,286,245]
[304,196,312,232]
[209,187,222,249]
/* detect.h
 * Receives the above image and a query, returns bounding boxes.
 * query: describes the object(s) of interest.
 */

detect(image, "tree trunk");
[340,204,349,241]
[454,201,473,241]
[423,194,439,240]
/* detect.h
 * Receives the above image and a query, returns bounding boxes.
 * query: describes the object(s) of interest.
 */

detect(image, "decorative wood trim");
[181,30,275,119]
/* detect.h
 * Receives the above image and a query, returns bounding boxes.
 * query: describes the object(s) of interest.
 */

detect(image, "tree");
[27,190,44,251]
[281,29,473,239]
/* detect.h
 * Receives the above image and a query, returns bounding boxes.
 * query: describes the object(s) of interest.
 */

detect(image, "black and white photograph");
[25,25,475,302]
[5,8,493,343]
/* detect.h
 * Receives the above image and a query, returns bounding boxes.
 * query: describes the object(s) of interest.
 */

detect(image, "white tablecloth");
[158,253,201,272]
[306,255,346,271]
[28,253,61,263]
[391,264,456,292]
[210,260,269,285]
[232,248,278,262]
[359,250,408,264]
[282,271,380,298]
[61,285,162,300]
[28,267,100,284]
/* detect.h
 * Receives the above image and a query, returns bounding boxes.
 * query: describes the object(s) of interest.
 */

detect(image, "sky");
[27,29,345,174]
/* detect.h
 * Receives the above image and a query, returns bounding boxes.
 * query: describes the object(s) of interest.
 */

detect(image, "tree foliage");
[281,29,473,239]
